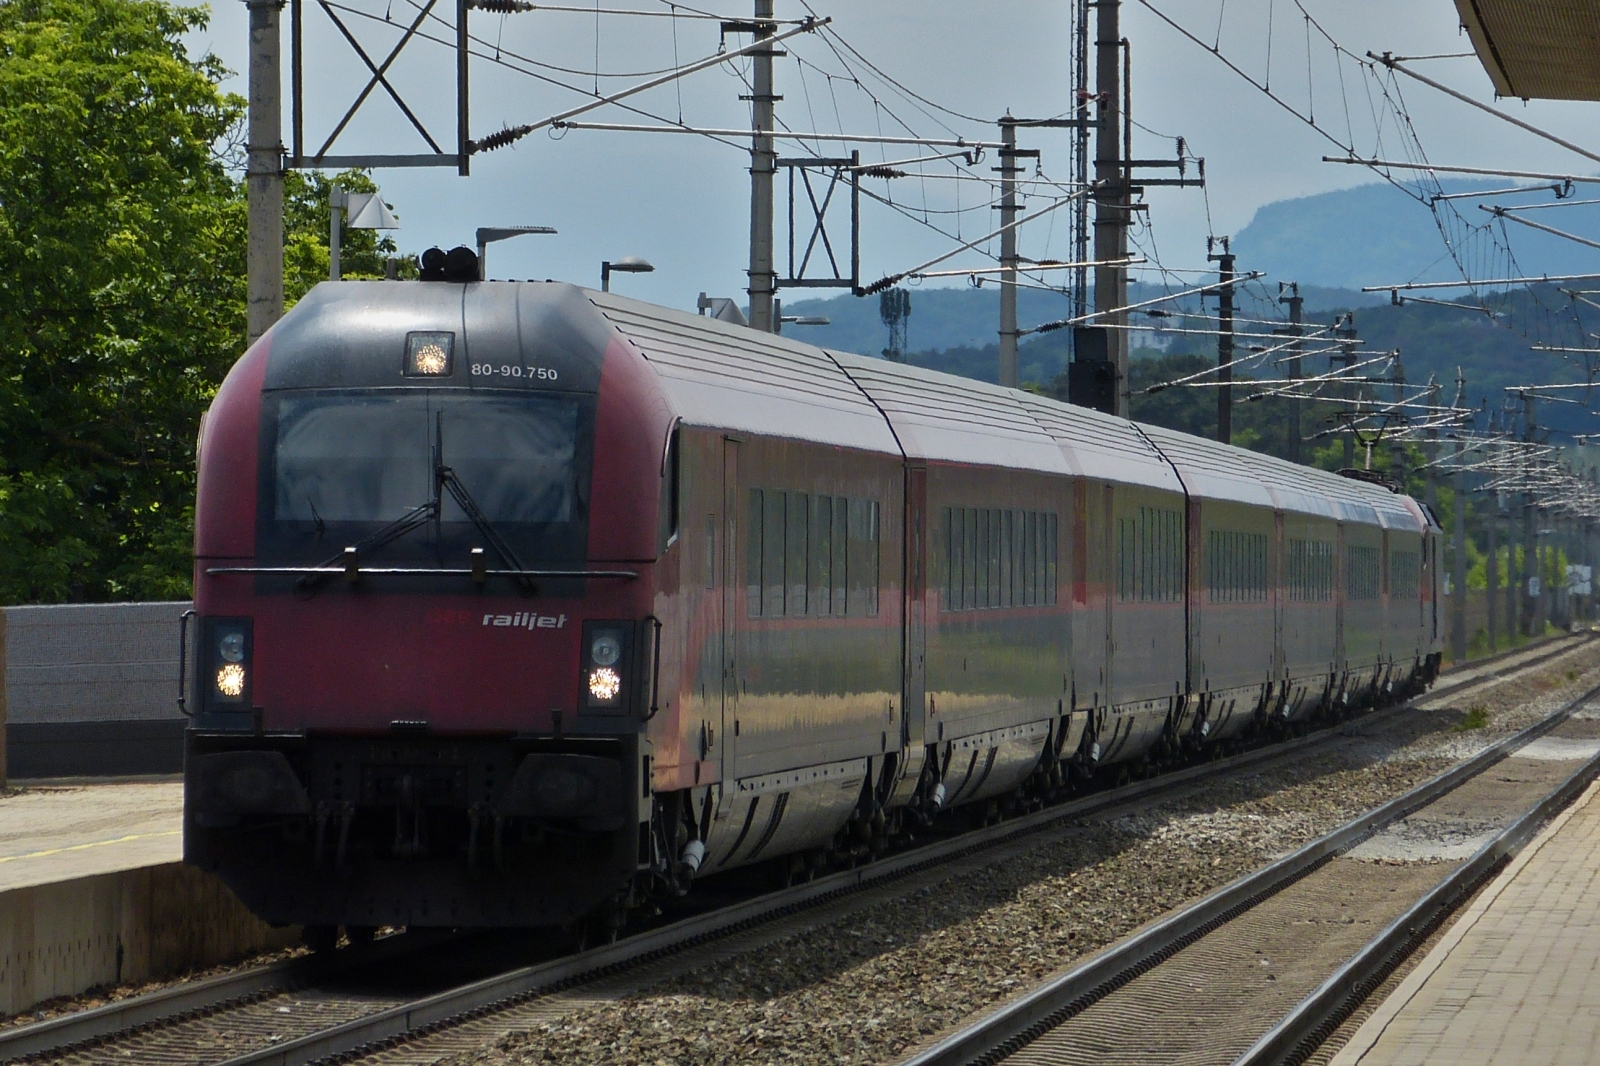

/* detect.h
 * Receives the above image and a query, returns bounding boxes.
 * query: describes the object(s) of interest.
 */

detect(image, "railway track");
[898,663,1600,1066]
[2,635,1588,1066]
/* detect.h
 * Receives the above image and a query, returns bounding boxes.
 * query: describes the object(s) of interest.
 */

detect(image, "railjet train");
[185,256,1442,942]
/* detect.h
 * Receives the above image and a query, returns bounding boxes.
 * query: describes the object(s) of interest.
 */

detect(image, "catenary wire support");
[290,0,473,173]
[778,153,861,295]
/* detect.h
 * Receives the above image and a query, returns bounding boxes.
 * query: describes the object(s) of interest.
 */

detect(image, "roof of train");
[589,288,1420,530]
[1134,423,1422,531]
[262,282,1419,532]
[591,289,902,456]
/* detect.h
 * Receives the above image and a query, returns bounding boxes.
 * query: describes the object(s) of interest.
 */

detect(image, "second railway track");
[5,635,1593,1066]
[901,657,1600,1066]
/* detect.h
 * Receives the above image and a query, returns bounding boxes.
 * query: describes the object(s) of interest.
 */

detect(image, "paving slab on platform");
[0,781,182,893]
[1331,777,1600,1066]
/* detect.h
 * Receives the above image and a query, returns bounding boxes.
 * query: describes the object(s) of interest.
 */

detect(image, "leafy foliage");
[0,0,246,602]
[0,0,402,604]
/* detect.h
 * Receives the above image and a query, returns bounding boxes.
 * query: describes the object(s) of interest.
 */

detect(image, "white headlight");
[587,667,621,701]
[216,663,246,699]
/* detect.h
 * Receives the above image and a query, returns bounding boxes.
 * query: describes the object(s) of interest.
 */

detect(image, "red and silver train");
[186,262,1442,938]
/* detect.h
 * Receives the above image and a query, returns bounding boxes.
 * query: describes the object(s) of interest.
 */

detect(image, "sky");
[184,0,1600,316]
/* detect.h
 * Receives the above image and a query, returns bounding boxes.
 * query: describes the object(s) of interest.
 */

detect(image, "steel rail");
[0,635,1581,1065]
[0,965,294,1061]
[1235,726,1600,1064]
[202,729,1383,1066]
[895,676,1600,1066]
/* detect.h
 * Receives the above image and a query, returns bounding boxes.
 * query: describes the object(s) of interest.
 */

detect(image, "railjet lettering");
[485,613,568,630]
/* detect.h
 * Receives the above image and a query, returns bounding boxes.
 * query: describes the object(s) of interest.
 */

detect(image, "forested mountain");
[781,282,1597,441]
[1232,180,1600,290]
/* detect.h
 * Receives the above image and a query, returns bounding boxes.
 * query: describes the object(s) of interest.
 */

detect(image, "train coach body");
[185,279,1442,933]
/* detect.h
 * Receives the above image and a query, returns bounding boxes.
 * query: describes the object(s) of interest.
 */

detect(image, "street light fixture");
[477,226,558,280]
[776,315,831,334]
[601,256,655,292]
[773,296,829,334]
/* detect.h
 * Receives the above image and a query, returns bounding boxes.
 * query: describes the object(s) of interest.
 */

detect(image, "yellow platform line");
[0,830,181,864]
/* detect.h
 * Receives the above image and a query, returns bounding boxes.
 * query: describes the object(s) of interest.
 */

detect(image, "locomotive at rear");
[185,278,673,935]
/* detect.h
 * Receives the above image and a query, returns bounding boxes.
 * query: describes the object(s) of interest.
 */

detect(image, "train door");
[721,437,741,785]
[1102,483,1116,708]
[1429,535,1438,644]
[881,464,929,806]
[1273,511,1286,684]
[1334,521,1347,678]
[903,465,927,755]
[1381,528,1392,663]
[1186,496,1204,693]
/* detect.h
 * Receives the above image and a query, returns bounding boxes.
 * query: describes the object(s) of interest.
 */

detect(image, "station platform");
[0,778,294,1017]
[0,779,181,892]
[1331,776,1600,1066]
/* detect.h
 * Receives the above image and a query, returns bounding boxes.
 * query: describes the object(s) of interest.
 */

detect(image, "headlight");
[581,622,631,712]
[587,667,621,701]
[204,618,252,709]
[591,635,621,667]
[404,331,454,376]
[216,663,247,698]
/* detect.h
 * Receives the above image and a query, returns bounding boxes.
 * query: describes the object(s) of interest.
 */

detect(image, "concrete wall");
[2,603,192,781]
[0,862,298,1016]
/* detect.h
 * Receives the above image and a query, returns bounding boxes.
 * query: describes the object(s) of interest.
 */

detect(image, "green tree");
[0,0,245,602]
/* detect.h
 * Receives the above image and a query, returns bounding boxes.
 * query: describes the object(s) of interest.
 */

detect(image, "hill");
[755,177,1600,447]
[777,281,1382,361]
[775,283,1595,445]
[1231,180,1600,290]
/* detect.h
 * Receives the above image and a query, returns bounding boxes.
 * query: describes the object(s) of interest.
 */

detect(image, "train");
[183,252,1442,943]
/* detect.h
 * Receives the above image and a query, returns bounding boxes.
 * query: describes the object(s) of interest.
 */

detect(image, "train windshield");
[259,389,593,566]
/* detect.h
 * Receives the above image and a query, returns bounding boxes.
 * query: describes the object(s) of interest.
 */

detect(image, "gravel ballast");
[441,642,1600,1066]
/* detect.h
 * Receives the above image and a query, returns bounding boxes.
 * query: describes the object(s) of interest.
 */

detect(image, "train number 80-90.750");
[470,364,558,381]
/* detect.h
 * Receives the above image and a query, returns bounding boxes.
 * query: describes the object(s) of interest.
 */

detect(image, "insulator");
[473,125,533,153]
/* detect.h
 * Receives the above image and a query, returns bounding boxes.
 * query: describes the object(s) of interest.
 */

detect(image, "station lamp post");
[774,298,830,335]
[601,256,655,292]
[477,226,558,280]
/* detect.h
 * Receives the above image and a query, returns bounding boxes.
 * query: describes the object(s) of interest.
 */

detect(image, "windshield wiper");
[297,413,534,594]
[433,413,535,592]
[296,498,438,590]
[305,495,327,540]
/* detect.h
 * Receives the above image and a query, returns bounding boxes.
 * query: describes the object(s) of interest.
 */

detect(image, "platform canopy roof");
[1456,0,1600,100]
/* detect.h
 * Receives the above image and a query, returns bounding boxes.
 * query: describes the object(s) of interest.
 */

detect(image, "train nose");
[249,603,586,733]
